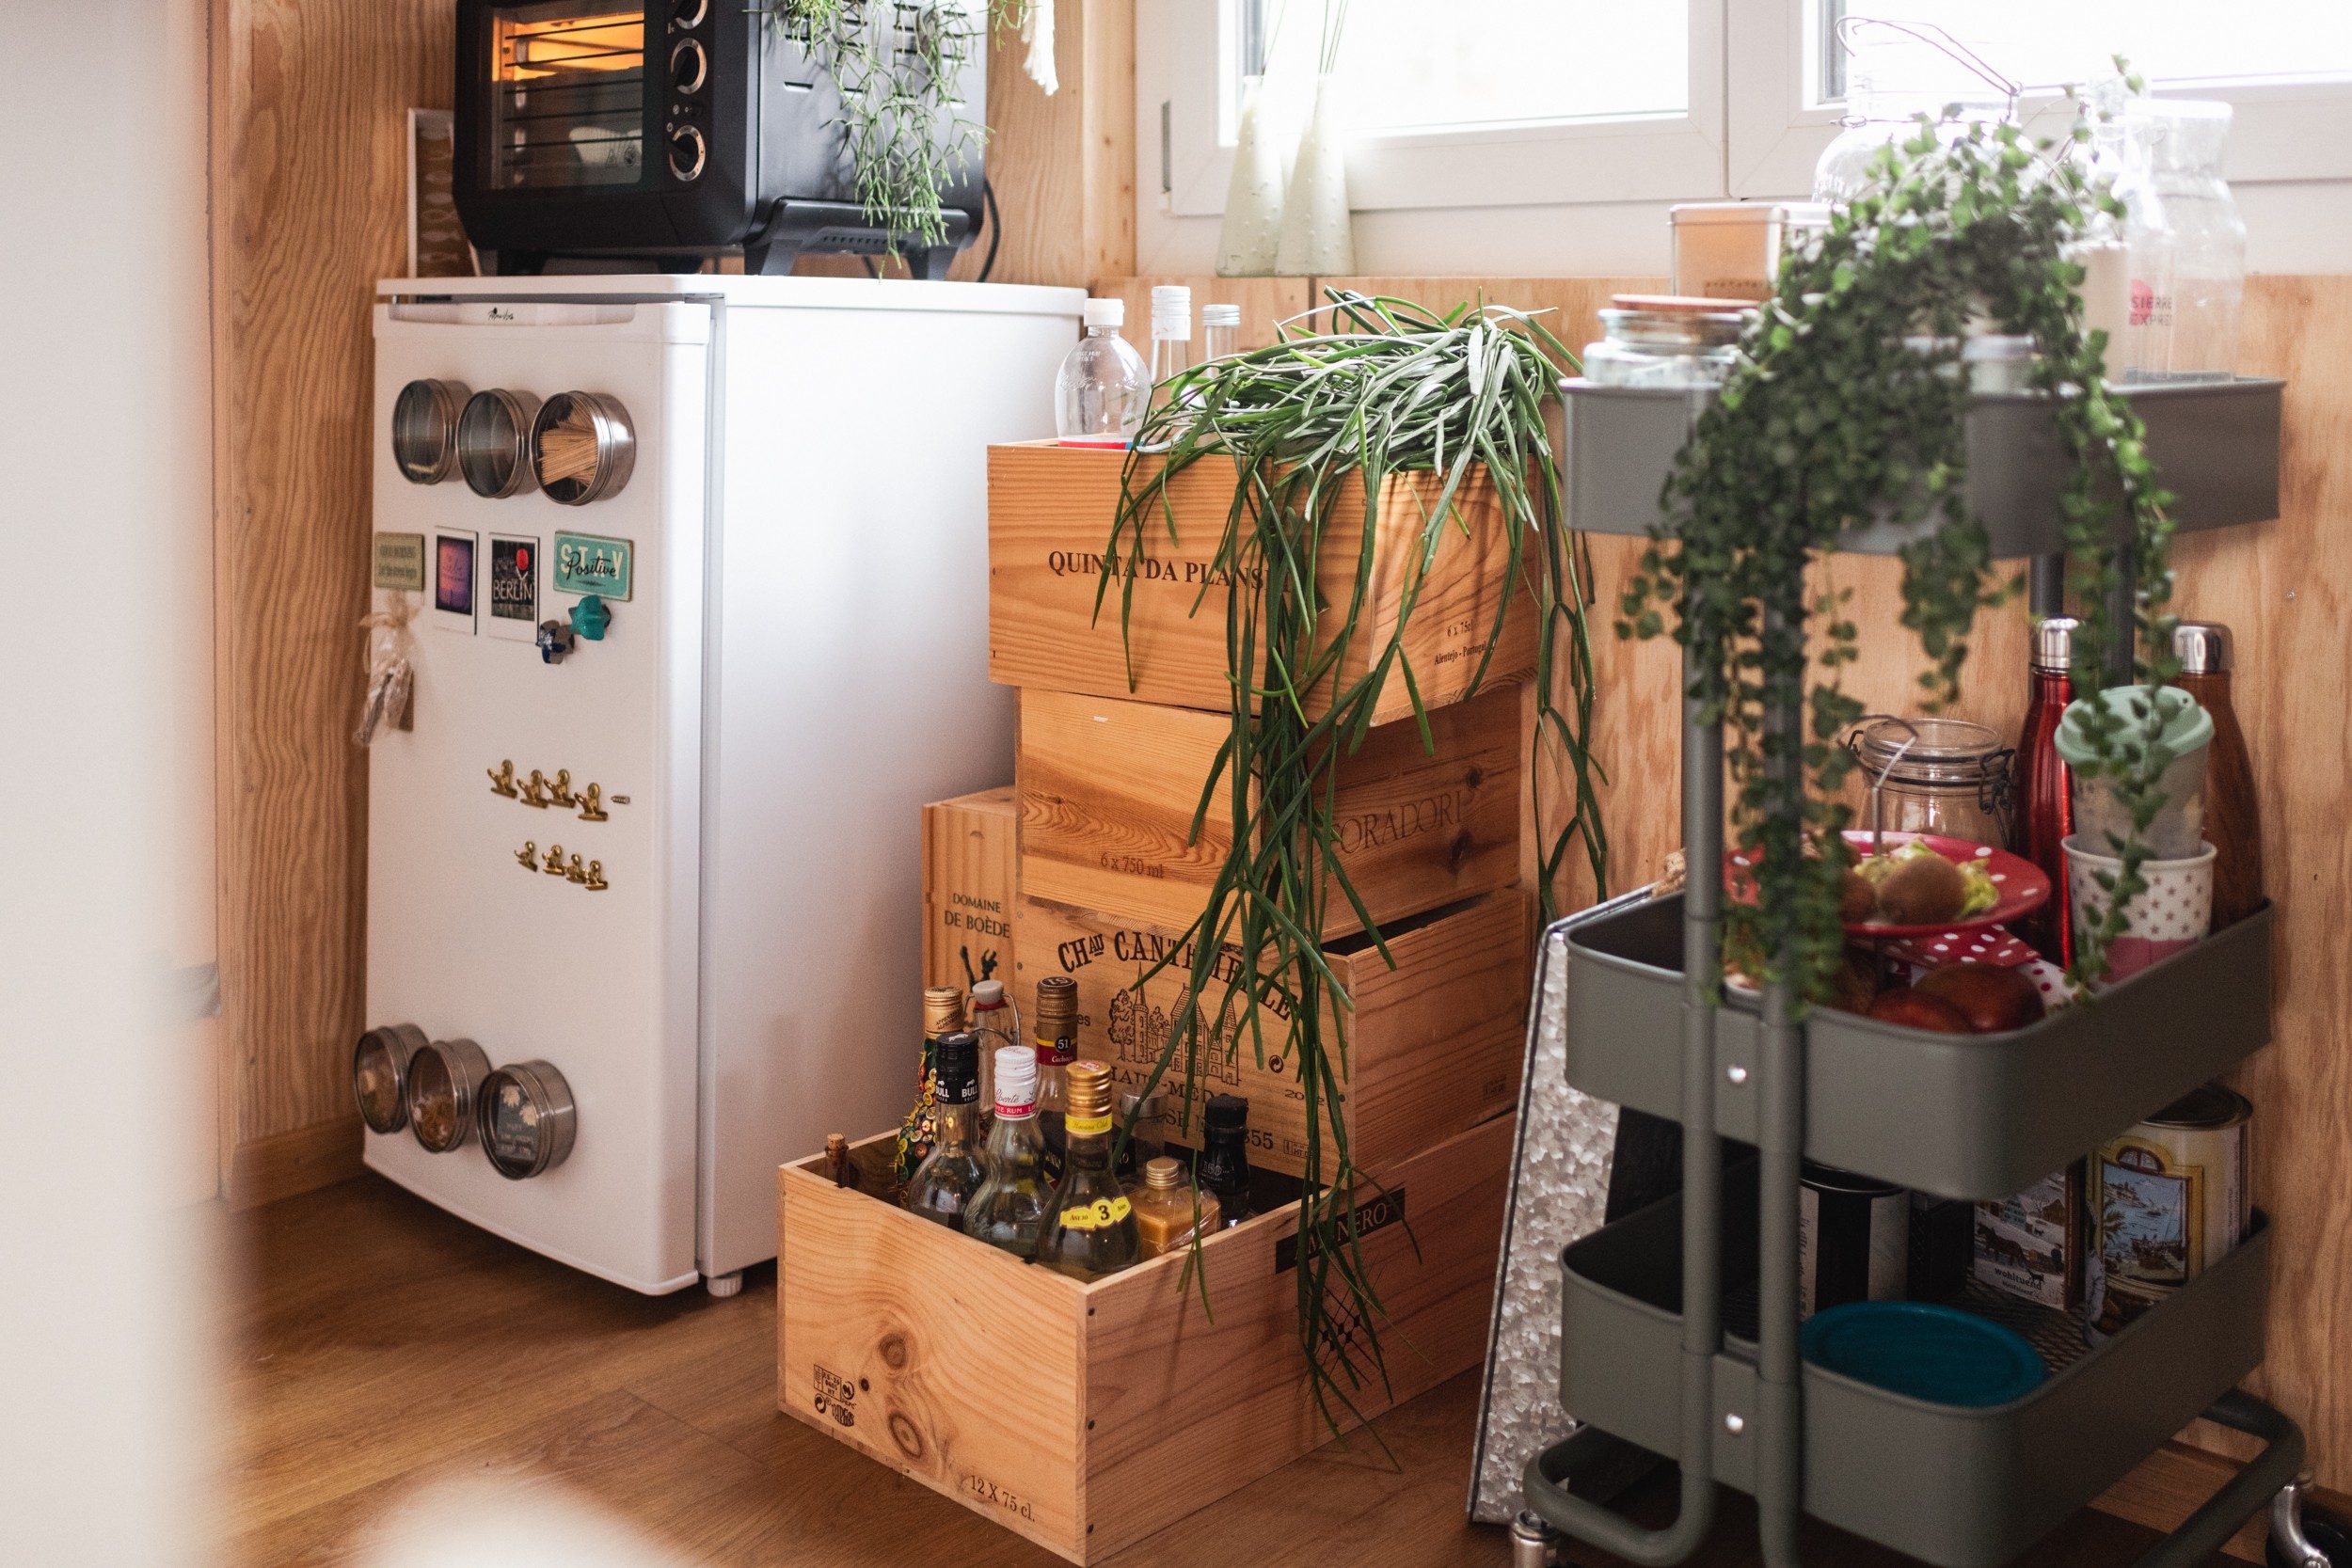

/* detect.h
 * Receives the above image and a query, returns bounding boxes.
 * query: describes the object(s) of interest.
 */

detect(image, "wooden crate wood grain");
[986,442,1537,724]
[1013,889,1529,1179]
[1018,683,1522,939]
[775,1116,1514,1564]
[921,787,1019,993]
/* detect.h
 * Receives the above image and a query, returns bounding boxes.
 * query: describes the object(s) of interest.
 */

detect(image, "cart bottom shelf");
[1558,1163,2273,1568]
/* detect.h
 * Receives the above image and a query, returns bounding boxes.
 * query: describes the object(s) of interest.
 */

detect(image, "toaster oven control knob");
[667,122,707,183]
[670,38,707,96]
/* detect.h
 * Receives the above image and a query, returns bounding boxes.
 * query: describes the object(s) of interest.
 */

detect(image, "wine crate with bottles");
[776,1115,1513,1564]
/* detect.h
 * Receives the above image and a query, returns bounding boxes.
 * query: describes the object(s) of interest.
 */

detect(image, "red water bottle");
[2012,617,2077,964]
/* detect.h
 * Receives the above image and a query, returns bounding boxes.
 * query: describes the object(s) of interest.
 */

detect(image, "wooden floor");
[222,1174,2209,1567]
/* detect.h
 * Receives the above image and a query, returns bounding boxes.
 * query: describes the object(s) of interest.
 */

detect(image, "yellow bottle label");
[1057,1195,1133,1231]
[1065,1112,1112,1137]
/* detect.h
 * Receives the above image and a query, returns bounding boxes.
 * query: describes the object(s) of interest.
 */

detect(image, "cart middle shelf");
[1556,893,2275,1200]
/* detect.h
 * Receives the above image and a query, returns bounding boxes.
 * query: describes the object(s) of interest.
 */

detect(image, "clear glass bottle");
[964,1045,1050,1259]
[903,1032,986,1228]
[1114,1089,1166,1182]
[895,985,965,1184]
[1131,1156,1221,1260]
[1200,303,1241,363]
[1055,296,1150,449]
[1033,976,1079,1180]
[1141,284,1194,449]
[1037,1061,1143,1281]
[2114,100,2245,384]
[1198,1094,1255,1227]
[966,977,1019,1126]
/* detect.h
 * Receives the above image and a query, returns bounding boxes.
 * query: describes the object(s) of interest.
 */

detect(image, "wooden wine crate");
[986,441,1537,725]
[1018,682,1524,940]
[921,786,1018,993]
[776,1115,1514,1564]
[1013,887,1530,1180]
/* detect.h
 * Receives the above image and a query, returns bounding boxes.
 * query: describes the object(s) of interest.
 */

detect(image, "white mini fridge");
[359,275,1080,1293]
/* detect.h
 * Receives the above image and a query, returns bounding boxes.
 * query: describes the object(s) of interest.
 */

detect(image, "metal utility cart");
[1515,376,2344,1568]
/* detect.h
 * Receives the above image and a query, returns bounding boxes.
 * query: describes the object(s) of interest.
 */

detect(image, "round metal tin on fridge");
[477,1059,578,1180]
[531,391,636,505]
[405,1037,492,1153]
[456,388,543,499]
[391,379,469,483]
[352,1022,427,1134]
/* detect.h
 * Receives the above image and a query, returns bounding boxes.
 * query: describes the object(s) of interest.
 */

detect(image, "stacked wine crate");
[986,440,1540,1176]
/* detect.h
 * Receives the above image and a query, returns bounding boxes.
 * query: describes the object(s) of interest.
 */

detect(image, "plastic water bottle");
[1055,297,1150,449]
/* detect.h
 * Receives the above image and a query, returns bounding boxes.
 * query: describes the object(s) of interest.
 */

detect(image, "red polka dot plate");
[1725,830,2052,939]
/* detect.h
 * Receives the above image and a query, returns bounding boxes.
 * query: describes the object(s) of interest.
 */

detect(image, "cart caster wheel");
[704,1272,743,1299]
[1508,1510,1562,1568]
[2268,1494,2352,1568]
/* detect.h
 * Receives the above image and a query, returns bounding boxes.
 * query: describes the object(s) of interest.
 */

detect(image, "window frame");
[1159,0,1728,219]
[1728,0,2352,198]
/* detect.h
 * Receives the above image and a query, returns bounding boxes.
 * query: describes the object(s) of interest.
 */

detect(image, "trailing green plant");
[1618,96,2179,1002]
[1101,292,1606,1433]
[771,0,1031,252]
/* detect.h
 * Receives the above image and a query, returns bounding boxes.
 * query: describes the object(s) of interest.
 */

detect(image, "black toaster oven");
[453,0,985,277]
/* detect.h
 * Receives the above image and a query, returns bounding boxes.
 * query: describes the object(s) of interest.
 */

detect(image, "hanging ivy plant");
[771,0,1031,252]
[1102,293,1607,1432]
[1619,99,2178,1002]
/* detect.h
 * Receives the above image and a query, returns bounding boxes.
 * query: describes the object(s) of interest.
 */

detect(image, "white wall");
[0,0,217,1560]
[1133,2,2352,279]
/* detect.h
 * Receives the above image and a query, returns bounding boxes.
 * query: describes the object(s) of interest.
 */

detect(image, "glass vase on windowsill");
[1275,72,1354,277]
[1216,74,1287,277]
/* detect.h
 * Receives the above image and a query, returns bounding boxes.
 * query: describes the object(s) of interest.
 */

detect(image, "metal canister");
[1799,1162,1909,1318]
[2090,1085,2252,1338]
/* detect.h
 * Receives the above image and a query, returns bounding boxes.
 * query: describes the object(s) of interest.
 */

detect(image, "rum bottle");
[964,1045,1051,1259]
[1037,1061,1143,1281]
[903,1032,985,1228]
[1199,1094,1255,1227]
[896,986,966,1184]
[1033,975,1079,1179]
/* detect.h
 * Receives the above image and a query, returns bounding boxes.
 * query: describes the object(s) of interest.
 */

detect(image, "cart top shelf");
[1556,376,2283,557]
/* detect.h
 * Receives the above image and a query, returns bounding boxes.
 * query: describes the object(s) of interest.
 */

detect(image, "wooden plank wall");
[1094,273,2352,1496]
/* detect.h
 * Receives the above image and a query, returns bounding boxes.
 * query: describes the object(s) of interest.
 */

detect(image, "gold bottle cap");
[922,986,964,1037]
[1065,1059,1114,1119]
[1143,1156,1184,1190]
[1034,975,1076,1030]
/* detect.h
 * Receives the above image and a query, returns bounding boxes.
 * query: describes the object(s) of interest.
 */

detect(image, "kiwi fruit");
[1838,869,1877,924]
[1873,852,1968,926]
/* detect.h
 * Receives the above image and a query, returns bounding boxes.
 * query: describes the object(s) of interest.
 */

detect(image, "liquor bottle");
[903,1032,986,1228]
[1198,1094,1255,1227]
[1037,1061,1143,1281]
[822,1132,863,1193]
[2171,622,2264,929]
[967,977,1019,1122]
[2011,616,2078,965]
[1141,285,1195,449]
[896,986,966,1184]
[1033,975,1079,1179]
[964,1045,1051,1259]
[1114,1089,1166,1182]
[1131,1156,1222,1260]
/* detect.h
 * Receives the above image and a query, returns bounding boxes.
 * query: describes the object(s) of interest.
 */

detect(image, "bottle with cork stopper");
[1036,1060,1142,1281]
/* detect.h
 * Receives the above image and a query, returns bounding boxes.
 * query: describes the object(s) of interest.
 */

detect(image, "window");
[1160,0,1724,216]
[1152,0,2352,220]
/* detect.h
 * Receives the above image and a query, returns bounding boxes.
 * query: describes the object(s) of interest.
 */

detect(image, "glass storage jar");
[1843,716,2015,850]
[2113,99,2245,384]
[1582,297,1752,388]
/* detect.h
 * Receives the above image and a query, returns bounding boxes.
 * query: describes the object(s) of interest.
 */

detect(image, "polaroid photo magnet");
[433,531,479,634]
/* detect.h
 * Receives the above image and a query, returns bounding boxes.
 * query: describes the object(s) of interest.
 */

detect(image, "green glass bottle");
[963,1045,1051,1259]
[1037,1060,1143,1281]
[902,1032,985,1228]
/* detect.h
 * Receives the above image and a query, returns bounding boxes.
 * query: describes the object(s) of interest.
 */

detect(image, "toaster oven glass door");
[489,1,649,189]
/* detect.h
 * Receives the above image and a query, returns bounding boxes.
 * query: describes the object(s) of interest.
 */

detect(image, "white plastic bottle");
[1054,297,1150,449]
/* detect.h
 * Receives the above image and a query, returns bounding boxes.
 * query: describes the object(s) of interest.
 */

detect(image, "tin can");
[1799,1163,1908,1317]
[2090,1085,2252,1338]
[1975,1163,2088,1310]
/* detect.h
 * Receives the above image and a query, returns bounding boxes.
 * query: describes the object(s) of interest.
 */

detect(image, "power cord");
[978,176,1003,282]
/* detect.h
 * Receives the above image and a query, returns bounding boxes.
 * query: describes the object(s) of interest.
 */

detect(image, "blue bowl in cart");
[1801,1302,2047,1407]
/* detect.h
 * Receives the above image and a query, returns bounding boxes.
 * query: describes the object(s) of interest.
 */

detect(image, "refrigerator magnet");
[432,531,478,634]
[552,531,633,602]
[485,533,540,642]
